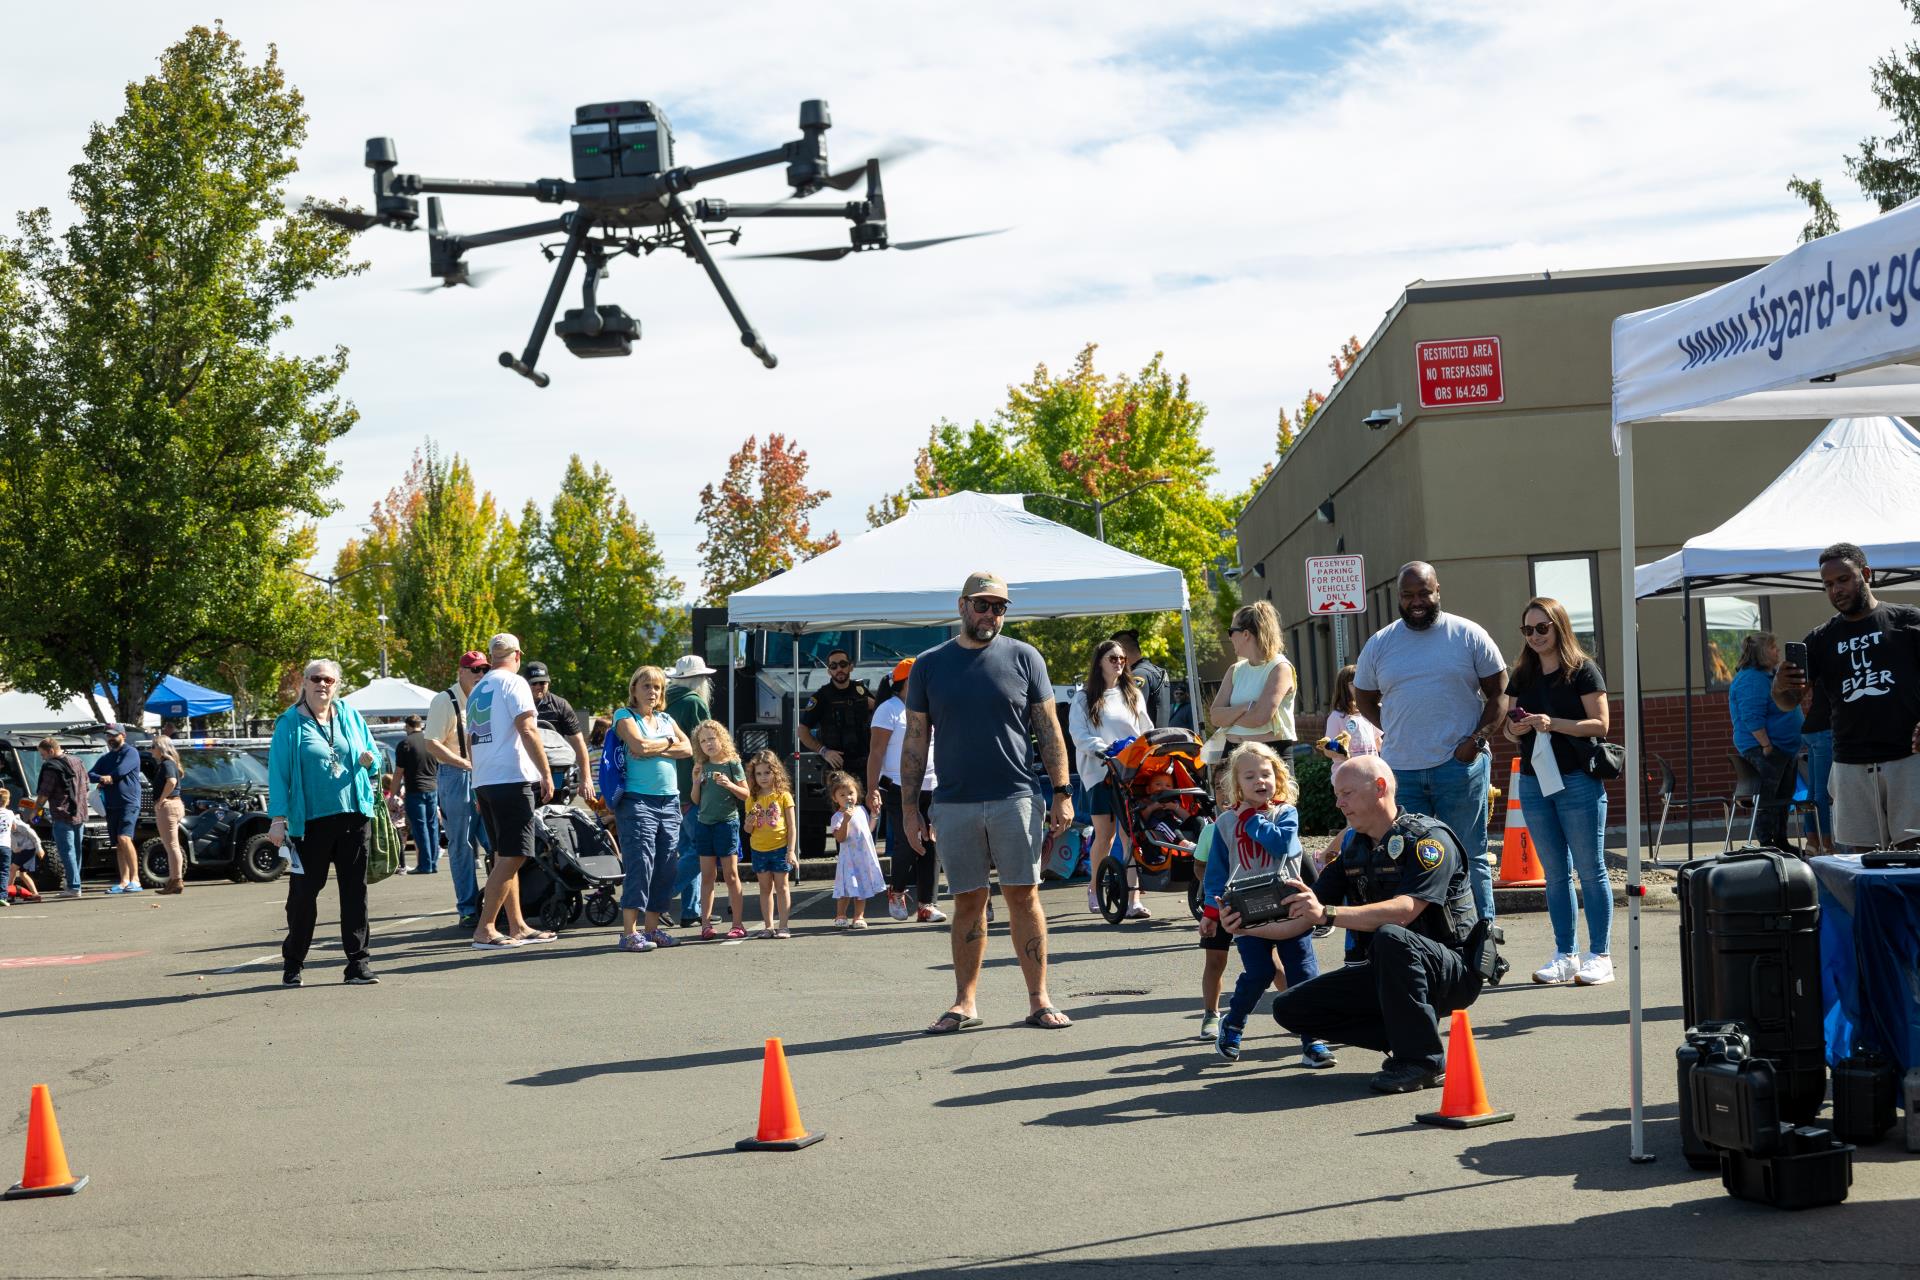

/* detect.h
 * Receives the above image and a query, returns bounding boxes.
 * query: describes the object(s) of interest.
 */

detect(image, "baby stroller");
[516,803,624,933]
[1094,728,1212,925]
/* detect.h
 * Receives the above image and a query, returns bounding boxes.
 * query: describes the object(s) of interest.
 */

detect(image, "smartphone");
[1783,641,1808,671]
[1506,706,1531,724]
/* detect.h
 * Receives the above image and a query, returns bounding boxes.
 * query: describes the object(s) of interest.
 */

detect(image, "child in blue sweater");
[1202,742,1335,1068]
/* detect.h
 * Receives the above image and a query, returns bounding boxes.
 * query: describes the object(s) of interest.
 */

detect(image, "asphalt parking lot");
[1,873,1913,1278]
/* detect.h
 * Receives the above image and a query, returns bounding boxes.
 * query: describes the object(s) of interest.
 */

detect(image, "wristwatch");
[1051,784,1072,799]
[1323,904,1338,928]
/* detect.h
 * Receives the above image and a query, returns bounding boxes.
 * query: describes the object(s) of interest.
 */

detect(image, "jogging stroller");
[516,803,624,933]
[1094,728,1212,924]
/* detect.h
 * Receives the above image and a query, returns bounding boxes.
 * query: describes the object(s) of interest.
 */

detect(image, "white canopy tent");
[0,687,157,732]
[727,490,1204,775]
[341,677,437,719]
[1611,199,1920,1161]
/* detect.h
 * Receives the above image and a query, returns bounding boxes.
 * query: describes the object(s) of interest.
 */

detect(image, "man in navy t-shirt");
[902,571,1074,1034]
[88,723,146,893]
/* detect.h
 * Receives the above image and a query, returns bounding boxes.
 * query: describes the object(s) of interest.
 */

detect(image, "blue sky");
[1,1,1908,606]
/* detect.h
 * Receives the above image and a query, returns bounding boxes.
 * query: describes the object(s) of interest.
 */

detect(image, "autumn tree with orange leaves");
[1275,334,1364,459]
[697,434,839,602]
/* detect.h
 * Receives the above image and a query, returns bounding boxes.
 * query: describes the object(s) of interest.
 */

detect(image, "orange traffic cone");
[5,1085,88,1199]
[735,1038,823,1152]
[1416,1009,1514,1129]
[1494,759,1544,888]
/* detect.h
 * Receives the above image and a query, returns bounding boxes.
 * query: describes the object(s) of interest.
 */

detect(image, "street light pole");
[298,562,394,668]
[1025,476,1172,542]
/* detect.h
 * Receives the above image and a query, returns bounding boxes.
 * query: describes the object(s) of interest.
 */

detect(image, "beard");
[1400,603,1439,630]
[967,618,1001,642]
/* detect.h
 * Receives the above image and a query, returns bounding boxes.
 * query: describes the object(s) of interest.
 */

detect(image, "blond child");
[825,772,886,928]
[742,750,797,939]
[689,723,749,940]
[1191,768,1238,1039]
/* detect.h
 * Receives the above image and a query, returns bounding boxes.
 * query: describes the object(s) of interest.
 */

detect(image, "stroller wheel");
[584,894,619,927]
[1095,859,1128,926]
[537,889,578,934]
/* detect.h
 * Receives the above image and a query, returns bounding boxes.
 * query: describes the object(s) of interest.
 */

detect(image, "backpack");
[598,722,629,806]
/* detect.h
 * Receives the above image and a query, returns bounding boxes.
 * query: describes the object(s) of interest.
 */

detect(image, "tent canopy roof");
[341,677,437,718]
[726,491,1191,632]
[1634,416,1920,598]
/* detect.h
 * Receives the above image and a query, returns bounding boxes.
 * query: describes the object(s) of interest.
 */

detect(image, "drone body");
[311,99,998,386]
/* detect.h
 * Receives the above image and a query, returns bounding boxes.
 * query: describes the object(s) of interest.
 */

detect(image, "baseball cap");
[102,722,126,737]
[459,650,489,671]
[524,661,550,682]
[891,657,915,683]
[961,571,1009,601]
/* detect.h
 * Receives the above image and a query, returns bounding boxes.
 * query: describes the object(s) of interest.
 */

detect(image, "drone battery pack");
[1222,872,1293,928]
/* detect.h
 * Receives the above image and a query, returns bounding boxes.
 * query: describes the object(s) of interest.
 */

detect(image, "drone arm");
[499,213,592,387]
[666,196,777,369]
[396,175,568,202]
[708,202,866,220]
[667,147,790,192]
[451,217,571,252]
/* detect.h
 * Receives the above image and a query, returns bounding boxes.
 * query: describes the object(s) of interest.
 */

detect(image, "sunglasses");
[827,661,851,670]
[967,598,1009,617]
[1103,655,1128,665]
[1519,622,1555,637]
[307,674,337,685]
[1228,625,1249,636]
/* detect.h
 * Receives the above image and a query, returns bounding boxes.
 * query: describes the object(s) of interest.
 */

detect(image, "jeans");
[672,800,703,920]
[438,768,484,919]
[404,790,441,872]
[1518,770,1610,957]
[1742,745,1798,847]
[1224,932,1320,1039]
[1804,730,1834,843]
[49,820,83,891]
[617,793,682,913]
[1394,753,1494,920]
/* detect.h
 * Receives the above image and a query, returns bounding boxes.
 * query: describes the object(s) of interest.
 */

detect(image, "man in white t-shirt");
[1353,562,1507,922]
[466,633,555,949]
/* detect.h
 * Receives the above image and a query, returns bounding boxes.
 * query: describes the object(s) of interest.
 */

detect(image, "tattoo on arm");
[1030,701,1069,786]
[900,711,931,807]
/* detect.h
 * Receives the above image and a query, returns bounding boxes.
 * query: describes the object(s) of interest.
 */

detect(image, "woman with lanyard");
[267,658,385,986]
[1208,601,1298,761]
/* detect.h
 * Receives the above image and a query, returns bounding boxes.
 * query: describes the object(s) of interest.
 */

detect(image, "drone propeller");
[300,199,383,233]
[402,265,506,293]
[734,228,1008,262]
[783,142,927,198]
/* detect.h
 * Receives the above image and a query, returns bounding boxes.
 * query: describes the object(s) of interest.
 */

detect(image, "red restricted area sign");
[1306,555,1365,615]
[1415,335,1504,408]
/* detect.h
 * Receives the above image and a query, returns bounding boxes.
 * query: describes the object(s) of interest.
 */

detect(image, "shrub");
[1292,750,1340,835]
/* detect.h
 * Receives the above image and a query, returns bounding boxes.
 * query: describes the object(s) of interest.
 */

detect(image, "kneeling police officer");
[1222,754,1501,1094]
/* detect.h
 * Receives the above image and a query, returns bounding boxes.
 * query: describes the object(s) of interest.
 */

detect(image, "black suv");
[0,732,117,888]
[135,744,287,886]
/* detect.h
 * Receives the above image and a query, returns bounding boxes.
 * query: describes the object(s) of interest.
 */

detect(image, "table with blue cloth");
[1810,854,1920,1073]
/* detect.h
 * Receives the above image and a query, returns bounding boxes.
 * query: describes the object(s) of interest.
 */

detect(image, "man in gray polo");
[901,572,1075,1033]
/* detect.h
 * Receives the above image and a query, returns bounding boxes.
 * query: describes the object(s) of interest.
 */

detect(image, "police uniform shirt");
[1129,659,1168,726]
[1318,810,1477,961]
[802,679,873,759]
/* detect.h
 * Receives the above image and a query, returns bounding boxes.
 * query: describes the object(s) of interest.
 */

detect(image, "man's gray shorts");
[929,794,1044,896]
[1831,754,1920,847]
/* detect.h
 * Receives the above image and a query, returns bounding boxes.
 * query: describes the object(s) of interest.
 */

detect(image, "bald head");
[1333,754,1398,837]
[1397,561,1440,630]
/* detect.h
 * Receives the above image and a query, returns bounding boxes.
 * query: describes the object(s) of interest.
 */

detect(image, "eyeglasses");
[826,661,851,670]
[1103,655,1127,666]
[307,674,337,685]
[1519,622,1555,637]
[967,598,1009,616]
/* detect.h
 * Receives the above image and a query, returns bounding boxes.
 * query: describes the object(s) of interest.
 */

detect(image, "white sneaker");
[1531,952,1577,985]
[1574,953,1615,986]
[60,887,84,899]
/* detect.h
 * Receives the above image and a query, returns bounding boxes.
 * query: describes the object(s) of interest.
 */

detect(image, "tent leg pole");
[727,626,739,757]
[1178,608,1204,737]
[1683,579,1694,862]
[792,629,802,869]
[1620,425,1652,1164]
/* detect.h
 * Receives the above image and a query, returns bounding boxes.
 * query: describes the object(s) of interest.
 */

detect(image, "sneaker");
[700,924,718,941]
[617,932,655,952]
[774,928,793,939]
[917,905,947,924]
[1300,1041,1338,1069]
[457,915,479,931]
[1575,952,1616,986]
[1199,1011,1222,1040]
[834,917,849,930]
[343,972,380,986]
[726,926,747,940]
[1311,924,1333,938]
[1532,952,1578,985]
[849,919,869,930]
[887,891,910,922]
[60,888,83,899]
[1216,1021,1243,1062]
[643,928,680,949]
[1368,1063,1444,1094]
[1086,885,1101,914]
[282,970,303,987]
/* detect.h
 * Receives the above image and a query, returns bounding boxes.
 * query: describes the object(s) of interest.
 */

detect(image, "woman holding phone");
[1503,597,1613,987]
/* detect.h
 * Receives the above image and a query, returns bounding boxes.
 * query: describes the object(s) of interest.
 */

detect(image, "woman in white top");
[1209,600,1298,754]
[1069,639,1155,919]
[866,658,946,924]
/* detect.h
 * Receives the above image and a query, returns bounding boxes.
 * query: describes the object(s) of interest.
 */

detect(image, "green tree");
[1790,0,1920,239]
[0,24,359,722]
[696,434,838,603]
[520,456,684,714]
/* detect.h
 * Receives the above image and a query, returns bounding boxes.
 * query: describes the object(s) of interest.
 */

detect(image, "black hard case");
[1676,847,1825,1124]
[1719,1125,1854,1210]
[1679,1022,1754,1168]
[1690,1052,1782,1155]
[1831,1053,1898,1145]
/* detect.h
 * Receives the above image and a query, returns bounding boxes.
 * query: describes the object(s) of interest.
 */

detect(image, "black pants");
[1742,746,1798,847]
[1270,925,1480,1073]
[879,779,938,902]
[282,812,372,978]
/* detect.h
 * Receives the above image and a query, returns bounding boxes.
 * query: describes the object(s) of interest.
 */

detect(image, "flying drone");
[306,100,999,386]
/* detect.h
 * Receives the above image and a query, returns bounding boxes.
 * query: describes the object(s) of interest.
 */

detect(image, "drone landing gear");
[668,196,777,369]
[499,212,594,386]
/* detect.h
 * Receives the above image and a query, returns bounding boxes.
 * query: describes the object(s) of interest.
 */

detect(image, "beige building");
[1236,259,1851,802]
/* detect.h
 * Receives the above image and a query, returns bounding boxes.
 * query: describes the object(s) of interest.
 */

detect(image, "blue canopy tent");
[94,675,235,719]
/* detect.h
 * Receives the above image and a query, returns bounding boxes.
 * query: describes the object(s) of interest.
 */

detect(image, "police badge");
[1387,834,1405,858]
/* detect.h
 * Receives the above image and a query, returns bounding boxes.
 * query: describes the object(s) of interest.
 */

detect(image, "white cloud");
[2,0,1909,594]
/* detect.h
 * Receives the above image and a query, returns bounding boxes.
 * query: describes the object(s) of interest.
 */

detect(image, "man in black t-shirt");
[393,715,441,873]
[1774,542,1920,849]
[523,661,593,803]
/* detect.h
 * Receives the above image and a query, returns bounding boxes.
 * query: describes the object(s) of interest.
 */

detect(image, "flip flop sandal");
[470,937,523,950]
[925,1010,983,1035]
[514,931,559,943]
[1024,1006,1072,1030]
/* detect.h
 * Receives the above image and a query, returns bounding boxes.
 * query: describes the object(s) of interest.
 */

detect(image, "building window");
[1700,596,1771,690]
[1529,554,1604,670]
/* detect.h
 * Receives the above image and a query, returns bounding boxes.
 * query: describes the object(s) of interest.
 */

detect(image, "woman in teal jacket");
[268,658,385,986]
